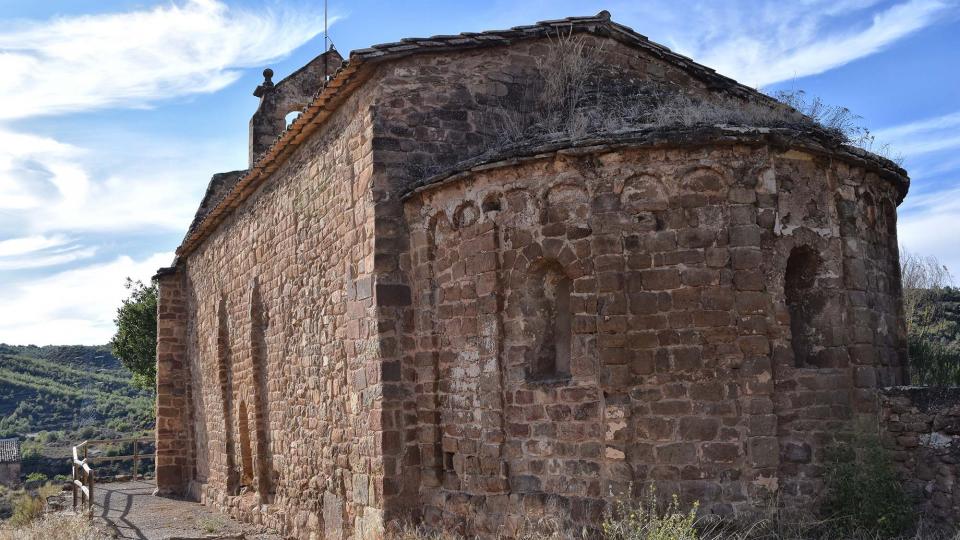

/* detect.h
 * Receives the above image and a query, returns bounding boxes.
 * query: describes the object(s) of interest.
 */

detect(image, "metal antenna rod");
[324,0,329,80]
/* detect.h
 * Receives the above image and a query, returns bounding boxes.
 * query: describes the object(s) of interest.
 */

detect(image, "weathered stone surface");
[154,12,911,540]
[880,387,960,531]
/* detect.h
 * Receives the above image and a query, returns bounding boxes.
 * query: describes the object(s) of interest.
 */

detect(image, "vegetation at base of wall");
[111,278,158,390]
[900,250,960,386]
[821,436,915,537]
[4,482,60,527]
[0,513,98,540]
[385,482,936,540]
[602,486,698,540]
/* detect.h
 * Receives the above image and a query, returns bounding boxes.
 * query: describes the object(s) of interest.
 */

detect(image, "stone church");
[154,12,910,539]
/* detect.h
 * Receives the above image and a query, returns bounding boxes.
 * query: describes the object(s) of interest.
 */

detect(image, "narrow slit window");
[527,262,572,381]
[785,246,821,368]
[238,401,254,489]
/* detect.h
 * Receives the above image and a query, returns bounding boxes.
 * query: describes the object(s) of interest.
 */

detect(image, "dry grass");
[387,515,958,540]
[385,492,957,540]
[0,513,100,540]
[481,30,902,167]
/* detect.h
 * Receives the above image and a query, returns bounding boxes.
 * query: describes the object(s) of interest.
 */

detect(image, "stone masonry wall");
[368,35,726,521]
[402,142,906,536]
[174,82,383,539]
[155,269,191,496]
[881,386,960,530]
[160,30,909,539]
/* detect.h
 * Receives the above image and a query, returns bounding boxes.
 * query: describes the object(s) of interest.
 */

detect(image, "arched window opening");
[785,246,822,368]
[238,401,254,489]
[481,193,502,213]
[525,262,572,381]
[284,111,301,128]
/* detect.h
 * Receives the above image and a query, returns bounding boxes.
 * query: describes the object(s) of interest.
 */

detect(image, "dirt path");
[84,480,281,540]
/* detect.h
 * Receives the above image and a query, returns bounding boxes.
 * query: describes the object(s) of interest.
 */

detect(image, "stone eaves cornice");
[402,125,910,203]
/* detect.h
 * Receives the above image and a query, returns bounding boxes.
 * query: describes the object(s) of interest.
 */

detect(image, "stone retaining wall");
[881,386,960,530]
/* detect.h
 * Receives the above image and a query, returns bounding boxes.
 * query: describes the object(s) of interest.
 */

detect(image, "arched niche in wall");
[862,191,877,228]
[523,259,573,381]
[216,294,239,494]
[621,173,669,232]
[543,184,590,226]
[453,201,480,229]
[238,400,254,488]
[481,193,502,214]
[784,245,826,368]
[249,279,274,498]
[677,166,726,198]
[620,173,669,212]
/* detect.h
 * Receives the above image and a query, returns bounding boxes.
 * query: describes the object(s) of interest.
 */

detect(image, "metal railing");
[71,436,155,517]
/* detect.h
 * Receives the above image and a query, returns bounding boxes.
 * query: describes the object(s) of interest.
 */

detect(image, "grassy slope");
[0,344,154,437]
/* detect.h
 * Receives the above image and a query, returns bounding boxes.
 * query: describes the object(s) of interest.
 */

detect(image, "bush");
[25,472,48,484]
[8,492,44,526]
[602,486,699,540]
[821,436,915,537]
[20,440,41,466]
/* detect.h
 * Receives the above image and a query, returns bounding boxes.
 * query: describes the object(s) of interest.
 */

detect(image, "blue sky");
[0,0,957,345]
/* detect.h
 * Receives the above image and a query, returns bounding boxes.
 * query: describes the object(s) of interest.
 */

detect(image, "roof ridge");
[171,12,782,259]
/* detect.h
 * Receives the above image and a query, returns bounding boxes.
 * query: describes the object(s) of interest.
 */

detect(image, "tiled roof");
[0,438,19,463]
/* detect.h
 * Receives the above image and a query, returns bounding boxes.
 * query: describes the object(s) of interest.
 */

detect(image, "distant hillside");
[0,344,154,437]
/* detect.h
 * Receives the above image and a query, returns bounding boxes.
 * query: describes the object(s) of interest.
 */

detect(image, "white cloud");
[0,247,97,271]
[0,1,333,345]
[0,235,68,257]
[874,110,960,157]
[0,0,330,119]
[0,252,172,345]
[646,0,950,87]
[899,186,960,277]
[0,127,228,235]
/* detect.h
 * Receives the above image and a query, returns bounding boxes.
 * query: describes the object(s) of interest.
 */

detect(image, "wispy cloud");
[899,185,960,276]
[0,235,68,257]
[0,246,97,271]
[0,234,97,270]
[0,126,235,236]
[0,0,331,344]
[0,0,330,119]
[642,0,952,87]
[0,252,171,345]
[874,110,960,156]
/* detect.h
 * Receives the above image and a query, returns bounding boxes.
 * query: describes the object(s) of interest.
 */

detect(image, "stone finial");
[253,68,275,98]
[596,10,611,20]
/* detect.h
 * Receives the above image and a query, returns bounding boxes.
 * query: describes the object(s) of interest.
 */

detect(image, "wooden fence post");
[72,462,77,512]
[88,470,95,518]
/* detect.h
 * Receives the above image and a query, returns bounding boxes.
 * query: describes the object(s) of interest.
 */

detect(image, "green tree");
[111,278,157,389]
